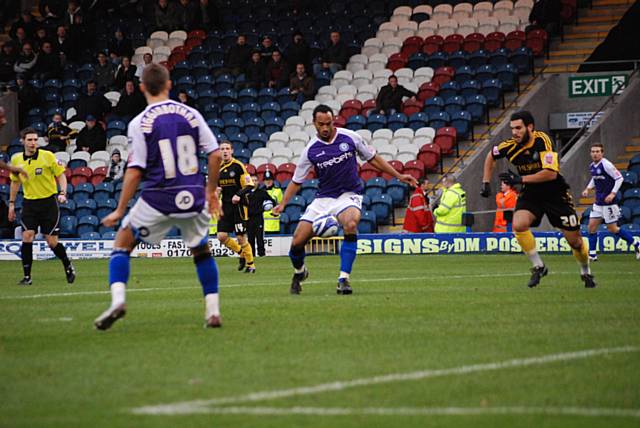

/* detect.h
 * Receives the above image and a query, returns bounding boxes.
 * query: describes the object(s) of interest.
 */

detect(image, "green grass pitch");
[1,253,639,428]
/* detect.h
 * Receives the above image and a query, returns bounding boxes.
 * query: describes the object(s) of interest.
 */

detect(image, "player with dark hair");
[94,64,224,330]
[216,141,256,273]
[481,110,596,288]
[8,127,75,285]
[581,142,640,261]
[273,104,418,295]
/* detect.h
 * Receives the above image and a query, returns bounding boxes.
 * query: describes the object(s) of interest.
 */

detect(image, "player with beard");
[481,111,595,288]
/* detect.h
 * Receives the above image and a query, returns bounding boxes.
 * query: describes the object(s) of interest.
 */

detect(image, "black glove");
[499,170,523,186]
[480,182,491,198]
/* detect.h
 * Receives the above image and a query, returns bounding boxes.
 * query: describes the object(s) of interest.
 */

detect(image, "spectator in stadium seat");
[434,175,467,233]
[289,63,315,103]
[175,0,199,31]
[54,25,74,59]
[10,10,37,40]
[34,41,62,81]
[108,28,134,60]
[375,75,417,115]
[403,177,434,233]
[46,113,78,153]
[68,12,94,63]
[73,80,111,121]
[314,31,349,76]
[259,35,277,64]
[64,0,82,28]
[492,180,518,233]
[223,35,253,76]
[32,26,50,52]
[41,3,62,28]
[528,0,562,36]
[177,90,196,108]
[12,27,28,52]
[114,56,137,90]
[135,53,153,79]
[114,80,146,121]
[75,115,106,154]
[154,0,178,31]
[105,149,125,182]
[92,52,115,92]
[241,50,266,89]
[0,42,18,83]
[265,50,289,90]
[285,31,311,73]
[16,74,39,127]
[13,42,38,79]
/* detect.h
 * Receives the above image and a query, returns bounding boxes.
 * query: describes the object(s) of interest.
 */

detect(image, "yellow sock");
[515,230,536,253]
[224,238,241,254]
[241,242,254,266]
[573,244,590,274]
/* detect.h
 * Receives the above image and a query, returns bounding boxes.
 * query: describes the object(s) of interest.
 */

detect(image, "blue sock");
[616,228,637,247]
[339,234,358,275]
[194,253,219,295]
[109,249,130,285]
[588,233,598,255]
[289,245,306,270]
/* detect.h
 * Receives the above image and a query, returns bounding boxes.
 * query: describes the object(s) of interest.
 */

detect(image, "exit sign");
[568,74,628,98]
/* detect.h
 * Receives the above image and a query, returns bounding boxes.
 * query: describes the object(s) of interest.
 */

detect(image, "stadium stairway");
[544,0,636,73]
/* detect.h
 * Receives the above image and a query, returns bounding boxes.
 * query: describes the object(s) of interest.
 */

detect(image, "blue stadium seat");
[73,183,94,203]
[106,120,127,139]
[622,188,640,209]
[0,183,9,199]
[257,88,276,104]
[451,110,473,140]
[475,64,496,83]
[224,117,245,135]
[58,199,76,216]
[370,194,393,224]
[465,94,488,124]
[387,177,409,207]
[221,103,240,121]
[93,182,114,203]
[301,179,319,190]
[101,231,117,239]
[76,199,97,218]
[301,188,317,204]
[207,117,225,132]
[423,96,444,116]
[80,231,101,240]
[214,74,235,92]
[446,50,468,70]
[358,210,377,233]
[454,65,475,84]
[59,215,78,237]
[428,111,450,129]
[346,114,366,131]
[260,102,281,119]
[284,195,306,221]
[509,47,533,74]
[489,48,510,68]
[195,75,214,92]
[97,198,117,219]
[426,52,447,69]
[496,63,518,92]
[438,81,459,102]
[621,171,638,193]
[367,113,387,132]
[244,117,264,136]
[407,52,427,70]
[217,89,237,105]
[276,88,292,105]
[481,79,503,107]
[176,75,195,92]
[241,102,261,121]
[248,132,268,151]
[172,61,192,80]
[467,50,489,69]
[408,112,428,130]
[281,102,300,120]
[444,95,466,116]
[314,70,331,89]
[387,113,408,131]
[238,88,258,104]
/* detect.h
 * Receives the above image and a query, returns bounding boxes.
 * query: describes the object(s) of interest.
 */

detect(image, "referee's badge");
[35,168,43,175]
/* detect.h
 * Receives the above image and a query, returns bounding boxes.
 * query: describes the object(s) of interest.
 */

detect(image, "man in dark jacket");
[241,50,266,90]
[289,63,314,103]
[92,52,115,92]
[16,75,39,127]
[73,80,111,121]
[108,28,133,59]
[265,50,289,90]
[0,41,18,83]
[285,32,311,72]
[46,113,78,153]
[246,173,275,257]
[375,75,416,115]
[224,35,252,75]
[34,41,62,81]
[113,80,146,121]
[314,31,349,75]
[113,56,137,90]
[75,115,106,154]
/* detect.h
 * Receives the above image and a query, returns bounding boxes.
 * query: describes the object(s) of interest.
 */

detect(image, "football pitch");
[1,253,639,428]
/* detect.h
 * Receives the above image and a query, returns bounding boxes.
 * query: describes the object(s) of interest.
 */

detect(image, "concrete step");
[543,64,580,73]
[592,0,635,6]
[631,136,640,143]
[563,31,611,40]
[577,15,623,24]
[549,48,593,57]
[625,146,640,152]
[580,197,595,205]
[553,39,602,50]
[566,23,614,33]
[614,162,627,169]
[583,6,632,16]
[545,57,587,65]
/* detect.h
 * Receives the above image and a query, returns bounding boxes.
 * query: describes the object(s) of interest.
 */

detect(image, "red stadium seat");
[462,33,485,53]
[387,52,408,71]
[401,36,424,56]
[187,29,206,40]
[339,99,363,119]
[432,67,455,86]
[403,160,425,180]
[276,162,296,182]
[402,98,424,116]
[90,174,106,185]
[422,35,444,55]
[417,143,442,173]
[484,32,505,53]
[361,99,377,117]
[434,127,457,156]
[418,82,440,101]
[71,166,92,186]
[526,29,548,57]
[381,160,404,180]
[245,163,257,176]
[64,167,72,180]
[256,163,277,181]
[184,37,203,51]
[505,31,526,52]
[0,168,10,185]
[333,115,346,128]
[305,169,316,179]
[442,34,464,54]
[359,162,380,181]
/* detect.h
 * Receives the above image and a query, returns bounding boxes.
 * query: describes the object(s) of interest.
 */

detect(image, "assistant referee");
[8,127,76,285]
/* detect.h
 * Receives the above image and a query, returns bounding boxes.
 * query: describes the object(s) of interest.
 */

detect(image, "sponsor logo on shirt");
[175,190,195,210]
[316,151,354,170]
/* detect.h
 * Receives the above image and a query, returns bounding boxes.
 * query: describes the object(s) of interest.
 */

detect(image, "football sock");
[224,238,242,254]
[240,242,254,266]
[616,229,636,247]
[205,293,220,319]
[515,230,543,267]
[339,234,358,277]
[289,245,306,272]
[21,242,33,278]
[52,243,71,268]
[193,251,220,318]
[588,233,598,256]
[572,244,590,275]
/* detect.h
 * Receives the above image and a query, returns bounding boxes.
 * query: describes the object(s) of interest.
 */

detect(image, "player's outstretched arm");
[7,180,20,222]
[481,151,496,197]
[102,168,143,227]
[369,154,418,187]
[272,181,302,215]
[1,160,28,179]
[206,150,222,218]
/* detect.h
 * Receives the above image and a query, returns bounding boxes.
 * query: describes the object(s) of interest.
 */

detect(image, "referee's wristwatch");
[59,191,67,196]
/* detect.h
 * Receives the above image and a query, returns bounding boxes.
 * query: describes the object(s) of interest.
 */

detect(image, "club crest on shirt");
[35,168,43,175]
[596,168,601,174]
[339,142,349,152]
[175,190,194,210]
[492,146,500,156]
[229,171,235,177]
[543,152,554,166]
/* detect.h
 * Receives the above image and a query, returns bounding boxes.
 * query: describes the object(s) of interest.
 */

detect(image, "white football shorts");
[122,197,211,247]
[589,203,621,224]
[300,192,363,223]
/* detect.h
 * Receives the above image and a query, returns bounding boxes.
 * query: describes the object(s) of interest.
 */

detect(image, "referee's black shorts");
[516,189,580,231]
[217,202,248,235]
[21,195,60,235]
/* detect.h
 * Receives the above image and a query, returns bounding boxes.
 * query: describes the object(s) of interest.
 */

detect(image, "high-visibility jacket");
[263,186,283,233]
[492,189,518,232]
[403,188,434,233]
[434,183,466,233]
[208,216,218,235]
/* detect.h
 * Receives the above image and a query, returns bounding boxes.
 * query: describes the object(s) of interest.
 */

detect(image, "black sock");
[22,242,33,278]
[52,243,71,269]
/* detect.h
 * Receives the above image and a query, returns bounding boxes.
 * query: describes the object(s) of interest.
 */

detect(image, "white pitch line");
[159,405,640,418]
[131,345,639,415]
[2,271,635,301]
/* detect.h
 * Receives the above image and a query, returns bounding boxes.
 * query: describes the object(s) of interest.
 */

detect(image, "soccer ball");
[312,215,339,237]
[262,199,274,211]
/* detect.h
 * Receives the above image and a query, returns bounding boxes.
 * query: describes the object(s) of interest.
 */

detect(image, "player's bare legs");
[336,207,362,295]
[217,231,254,272]
[94,227,136,330]
[18,230,74,285]
[562,228,595,288]
[288,221,314,294]
[512,209,548,288]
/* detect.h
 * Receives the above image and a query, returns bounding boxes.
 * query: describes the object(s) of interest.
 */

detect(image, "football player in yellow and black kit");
[8,127,76,285]
[481,111,595,288]
[216,141,256,273]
